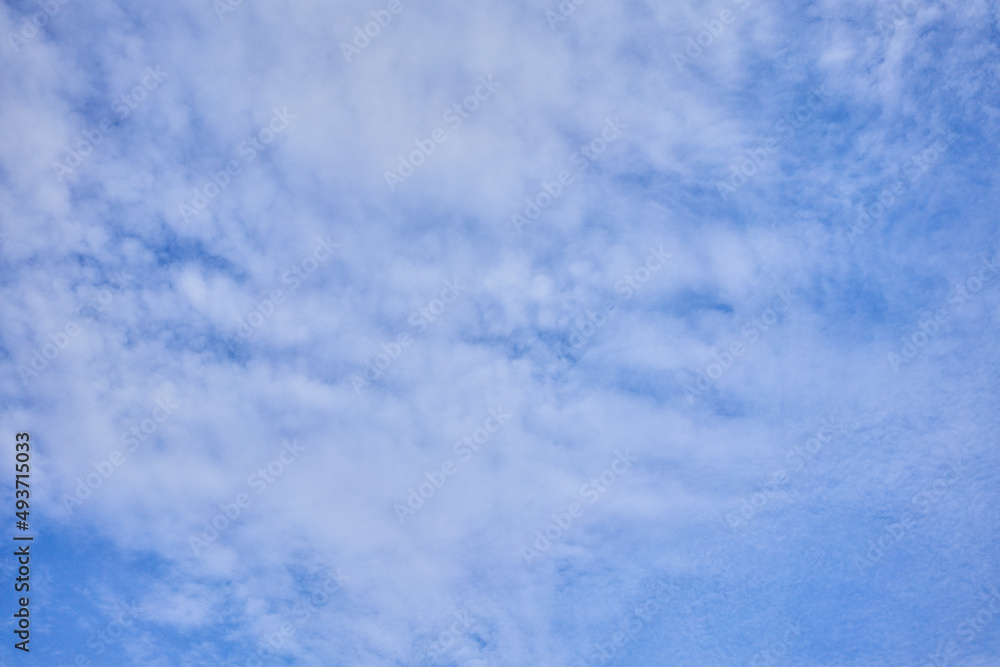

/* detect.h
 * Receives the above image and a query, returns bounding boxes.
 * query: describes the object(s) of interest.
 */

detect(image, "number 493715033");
[15,433,30,527]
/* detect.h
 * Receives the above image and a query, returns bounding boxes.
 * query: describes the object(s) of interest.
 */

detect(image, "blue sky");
[1,0,999,665]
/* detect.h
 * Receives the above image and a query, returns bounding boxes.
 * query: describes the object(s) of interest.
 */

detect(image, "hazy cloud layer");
[1,0,999,664]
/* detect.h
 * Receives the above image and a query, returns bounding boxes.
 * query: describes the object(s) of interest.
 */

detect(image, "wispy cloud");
[1,0,998,663]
